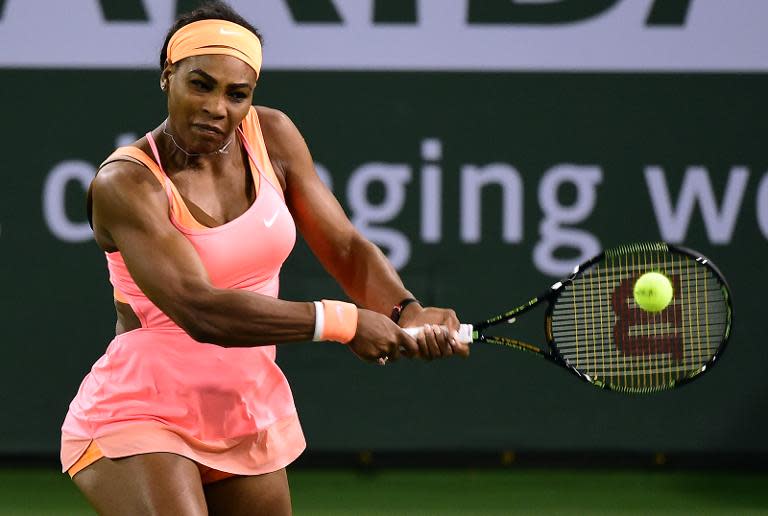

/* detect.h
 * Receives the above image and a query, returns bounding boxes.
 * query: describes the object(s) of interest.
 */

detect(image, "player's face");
[162,54,257,154]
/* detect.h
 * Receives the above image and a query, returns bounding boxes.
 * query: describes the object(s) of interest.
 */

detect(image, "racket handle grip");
[403,324,474,344]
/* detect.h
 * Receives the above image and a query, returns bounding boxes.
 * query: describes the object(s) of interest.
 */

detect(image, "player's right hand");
[348,309,419,364]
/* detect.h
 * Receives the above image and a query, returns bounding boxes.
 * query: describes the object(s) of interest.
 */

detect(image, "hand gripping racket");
[405,242,733,394]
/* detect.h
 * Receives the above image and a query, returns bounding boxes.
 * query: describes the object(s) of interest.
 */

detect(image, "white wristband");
[312,301,325,341]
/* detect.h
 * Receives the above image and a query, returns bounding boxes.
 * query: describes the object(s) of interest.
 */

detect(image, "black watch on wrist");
[390,298,420,323]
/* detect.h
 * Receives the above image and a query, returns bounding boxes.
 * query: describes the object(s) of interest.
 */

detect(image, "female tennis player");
[60,1,467,514]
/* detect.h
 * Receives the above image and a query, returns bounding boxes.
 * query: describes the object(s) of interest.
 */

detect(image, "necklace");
[162,122,234,158]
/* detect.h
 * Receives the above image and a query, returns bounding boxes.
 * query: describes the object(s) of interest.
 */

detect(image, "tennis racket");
[405,242,733,394]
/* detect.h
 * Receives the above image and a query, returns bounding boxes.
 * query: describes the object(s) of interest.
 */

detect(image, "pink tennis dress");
[60,107,306,475]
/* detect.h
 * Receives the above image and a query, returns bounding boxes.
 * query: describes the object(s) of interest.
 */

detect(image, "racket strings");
[550,251,729,393]
[483,336,542,355]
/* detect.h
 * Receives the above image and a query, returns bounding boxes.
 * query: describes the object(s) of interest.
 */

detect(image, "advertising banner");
[1,0,766,71]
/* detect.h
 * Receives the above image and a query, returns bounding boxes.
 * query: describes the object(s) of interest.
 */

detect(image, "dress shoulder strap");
[101,146,168,188]
[239,106,284,200]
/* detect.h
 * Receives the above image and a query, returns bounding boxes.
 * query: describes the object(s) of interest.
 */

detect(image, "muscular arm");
[91,161,315,346]
[260,108,414,315]
[262,108,468,359]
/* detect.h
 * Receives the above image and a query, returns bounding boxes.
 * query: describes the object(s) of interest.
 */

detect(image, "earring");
[160,81,167,91]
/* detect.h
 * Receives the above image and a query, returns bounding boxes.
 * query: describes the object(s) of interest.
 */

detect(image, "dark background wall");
[1,1,766,458]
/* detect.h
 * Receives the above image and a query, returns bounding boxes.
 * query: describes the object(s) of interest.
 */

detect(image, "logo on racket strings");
[612,275,683,360]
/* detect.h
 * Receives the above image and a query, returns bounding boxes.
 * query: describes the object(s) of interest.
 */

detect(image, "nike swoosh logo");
[263,210,279,228]
[220,27,240,36]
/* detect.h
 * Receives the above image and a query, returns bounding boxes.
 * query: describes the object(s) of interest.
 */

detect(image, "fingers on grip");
[403,324,473,344]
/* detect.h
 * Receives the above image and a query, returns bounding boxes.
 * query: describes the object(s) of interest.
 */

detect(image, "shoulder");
[91,155,168,222]
[94,158,163,197]
[254,107,304,147]
[88,155,171,250]
[253,106,306,155]
[96,135,163,190]
[254,105,294,133]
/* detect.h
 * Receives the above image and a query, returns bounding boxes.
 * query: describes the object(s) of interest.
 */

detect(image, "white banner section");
[1,0,766,71]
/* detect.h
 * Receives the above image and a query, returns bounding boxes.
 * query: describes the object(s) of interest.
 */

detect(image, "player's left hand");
[397,305,470,360]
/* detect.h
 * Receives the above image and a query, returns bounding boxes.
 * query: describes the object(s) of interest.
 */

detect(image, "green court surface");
[1,467,767,515]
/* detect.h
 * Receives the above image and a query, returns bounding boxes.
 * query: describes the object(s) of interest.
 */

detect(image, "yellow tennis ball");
[633,272,673,312]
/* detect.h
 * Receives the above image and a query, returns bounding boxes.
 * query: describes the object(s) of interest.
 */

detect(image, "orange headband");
[167,19,262,78]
